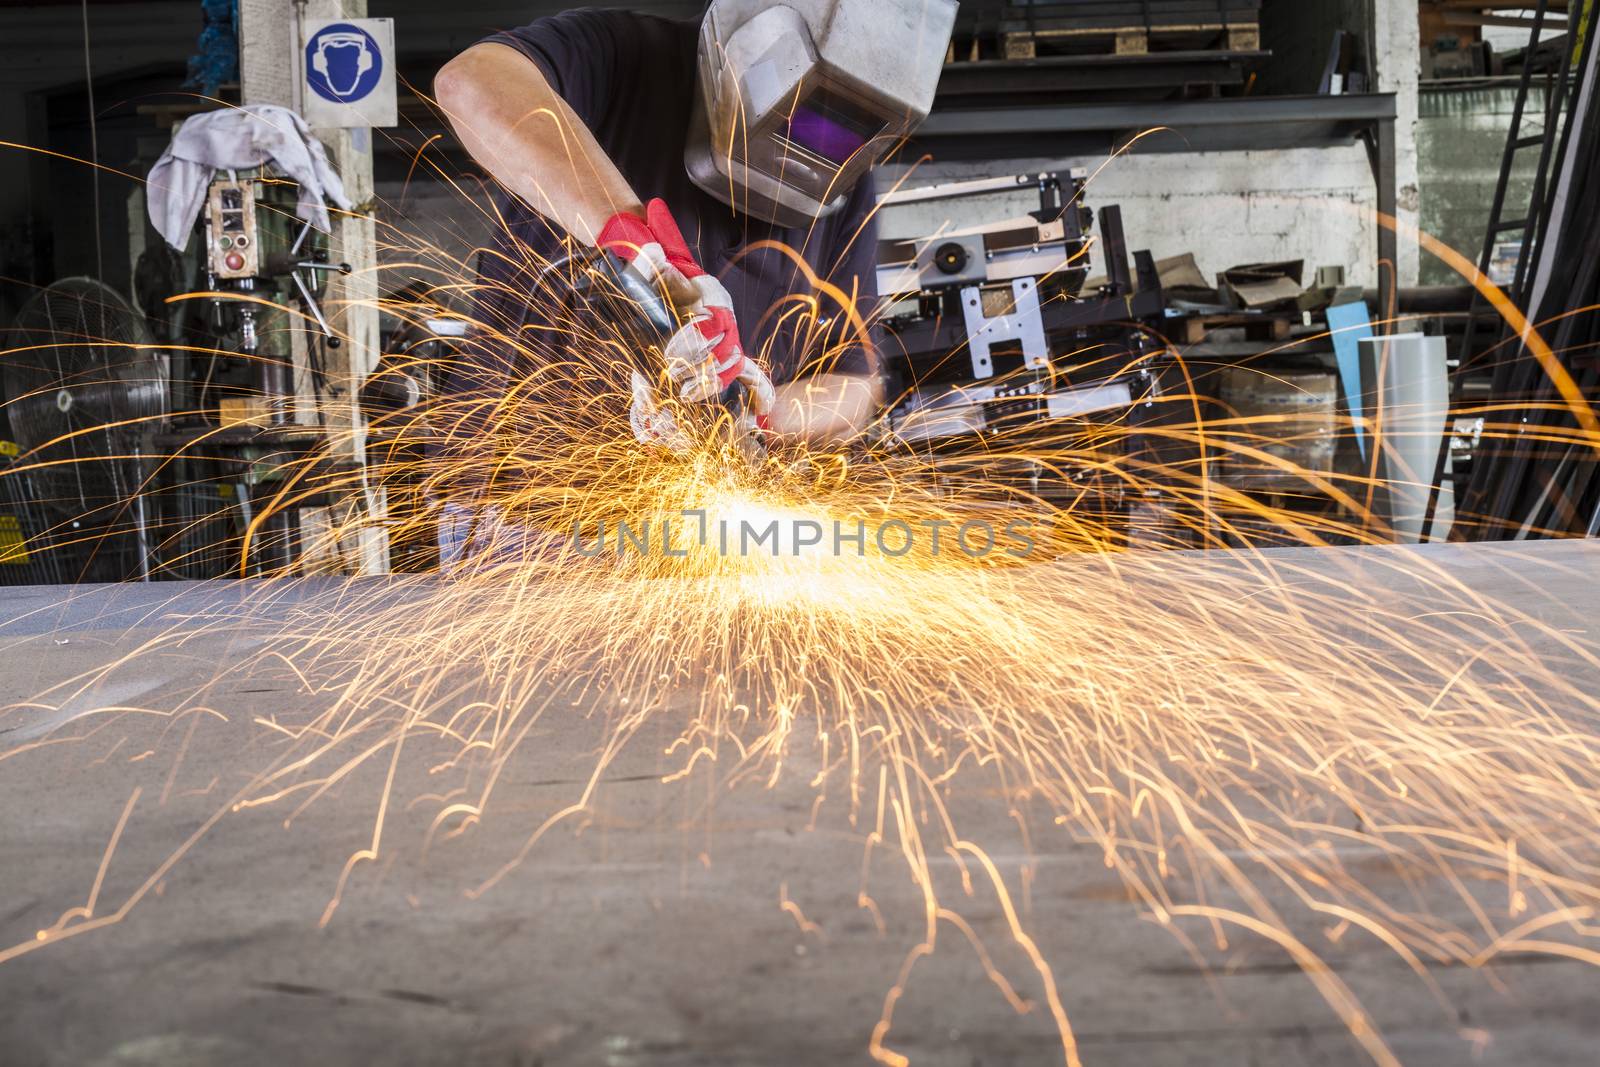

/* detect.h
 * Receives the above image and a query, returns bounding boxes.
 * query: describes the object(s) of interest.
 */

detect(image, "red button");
[224,252,245,271]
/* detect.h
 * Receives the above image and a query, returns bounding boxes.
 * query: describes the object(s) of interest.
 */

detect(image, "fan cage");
[3,278,168,582]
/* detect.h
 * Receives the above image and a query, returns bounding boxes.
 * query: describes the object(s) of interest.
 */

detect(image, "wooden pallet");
[1172,311,1294,345]
[1002,21,1261,60]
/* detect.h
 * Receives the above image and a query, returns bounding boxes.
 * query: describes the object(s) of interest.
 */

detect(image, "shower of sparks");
[2,119,1600,1067]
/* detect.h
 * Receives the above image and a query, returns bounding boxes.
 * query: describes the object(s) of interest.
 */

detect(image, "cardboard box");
[219,397,275,430]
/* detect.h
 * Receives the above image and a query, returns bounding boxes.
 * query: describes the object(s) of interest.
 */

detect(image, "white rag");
[145,104,353,252]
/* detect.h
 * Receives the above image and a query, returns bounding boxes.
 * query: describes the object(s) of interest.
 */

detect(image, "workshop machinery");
[145,171,366,577]
[0,172,368,582]
[874,171,1169,533]
[2,279,167,582]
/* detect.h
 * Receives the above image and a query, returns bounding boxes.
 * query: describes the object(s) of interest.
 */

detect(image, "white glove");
[600,199,777,440]
[629,371,690,455]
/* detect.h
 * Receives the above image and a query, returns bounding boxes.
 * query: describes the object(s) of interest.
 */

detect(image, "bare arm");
[436,41,878,443]
[770,373,881,442]
[434,42,641,248]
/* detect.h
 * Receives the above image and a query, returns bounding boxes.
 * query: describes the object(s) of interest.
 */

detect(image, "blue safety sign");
[305,22,384,104]
[301,18,396,128]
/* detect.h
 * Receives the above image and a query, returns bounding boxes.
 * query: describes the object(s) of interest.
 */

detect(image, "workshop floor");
[1,541,1597,1066]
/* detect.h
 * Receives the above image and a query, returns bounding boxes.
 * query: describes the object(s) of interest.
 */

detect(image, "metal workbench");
[0,539,1597,1065]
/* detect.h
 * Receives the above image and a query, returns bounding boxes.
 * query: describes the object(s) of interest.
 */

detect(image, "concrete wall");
[1376,0,1424,286]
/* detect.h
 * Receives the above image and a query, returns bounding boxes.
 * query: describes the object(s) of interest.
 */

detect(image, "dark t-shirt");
[470,9,879,385]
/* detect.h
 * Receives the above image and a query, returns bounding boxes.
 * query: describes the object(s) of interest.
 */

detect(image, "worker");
[433,0,958,456]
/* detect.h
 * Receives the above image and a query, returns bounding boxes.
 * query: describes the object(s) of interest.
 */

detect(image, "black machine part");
[2,278,168,579]
[876,171,1095,299]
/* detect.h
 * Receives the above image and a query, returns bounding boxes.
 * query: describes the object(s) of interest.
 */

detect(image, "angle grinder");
[556,248,768,464]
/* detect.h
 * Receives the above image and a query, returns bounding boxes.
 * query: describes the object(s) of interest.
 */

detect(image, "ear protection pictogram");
[311,31,374,96]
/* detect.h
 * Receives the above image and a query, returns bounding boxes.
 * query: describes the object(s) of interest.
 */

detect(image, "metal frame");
[960,277,1049,378]
[1423,0,1579,540]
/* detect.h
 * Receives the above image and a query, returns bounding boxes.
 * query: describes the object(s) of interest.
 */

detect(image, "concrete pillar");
[1370,0,1423,288]
[238,0,388,574]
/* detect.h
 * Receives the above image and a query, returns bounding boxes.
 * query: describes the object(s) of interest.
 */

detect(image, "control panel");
[206,180,260,280]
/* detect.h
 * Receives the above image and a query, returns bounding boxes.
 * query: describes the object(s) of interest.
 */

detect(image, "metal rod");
[292,270,336,341]
[132,443,150,582]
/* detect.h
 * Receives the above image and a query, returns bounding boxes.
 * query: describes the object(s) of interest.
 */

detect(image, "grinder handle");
[597,250,754,417]
[596,251,677,339]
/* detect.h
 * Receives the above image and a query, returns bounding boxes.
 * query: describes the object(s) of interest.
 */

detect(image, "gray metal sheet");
[1,540,1597,1066]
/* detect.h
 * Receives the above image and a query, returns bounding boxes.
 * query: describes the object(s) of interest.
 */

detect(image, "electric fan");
[3,278,168,581]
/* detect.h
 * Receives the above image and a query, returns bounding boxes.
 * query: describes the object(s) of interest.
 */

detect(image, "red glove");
[599,199,776,428]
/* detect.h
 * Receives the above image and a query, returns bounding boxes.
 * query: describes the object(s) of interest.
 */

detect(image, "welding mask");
[687,0,957,228]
